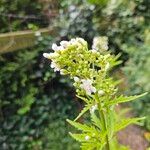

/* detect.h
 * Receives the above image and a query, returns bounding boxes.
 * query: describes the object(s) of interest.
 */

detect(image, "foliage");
[43,37,146,150]
[0,1,79,149]
[0,0,47,33]
[123,29,150,130]
[58,0,149,60]
[0,35,80,149]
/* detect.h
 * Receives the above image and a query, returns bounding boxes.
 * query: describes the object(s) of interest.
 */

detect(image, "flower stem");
[98,104,110,150]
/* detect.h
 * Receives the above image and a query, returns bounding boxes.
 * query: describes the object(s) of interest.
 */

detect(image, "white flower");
[52,43,65,51]
[85,135,90,141]
[92,36,108,51]
[43,53,59,59]
[98,90,105,96]
[50,61,60,72]
[70,38,87,47]
[91,49,97,54]
[52,43,58,51]
[74,77,80,82]
[80,79,96,95]
[90,104,98,113]
[43,53,51,59]
[70,38,79,46]
[76,38,86,43]
[76,38,87,46]
[102,44,108,50]
[35,31,41,37]
[105,62,110,71]
[60,41,70,48]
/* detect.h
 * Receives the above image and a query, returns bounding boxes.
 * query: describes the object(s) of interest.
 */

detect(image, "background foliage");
[58,0,150,130]
[123,29,150,130]
[0,0,79,149]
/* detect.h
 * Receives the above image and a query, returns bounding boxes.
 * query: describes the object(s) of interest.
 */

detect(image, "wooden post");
[0,28,55,54]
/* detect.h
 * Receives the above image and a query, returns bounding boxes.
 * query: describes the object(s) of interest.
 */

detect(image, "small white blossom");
[98,90,105,96]
[85,135,90,141]
[52,43,65,51]
[52,43,58,51]
[70,38,87,47]
[92,36,108,51]
[91,49,97,53]
[43,53,59,59]
[50,61,60,72]
[43,53,50,59]
[70,38,79,46]
[80,79,96,95]
[60,41,70,48]
[74,77,80,82]
[35,31,41,37]
[76,38,86,44]
[90,104,98,113]
[105,62,110,71]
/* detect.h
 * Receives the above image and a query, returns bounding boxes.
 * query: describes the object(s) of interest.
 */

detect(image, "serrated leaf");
[69,132,87,142]
[106,93,147,106]
[107,109,115,138]
[76,95,90,103]
[91,113,102,129]
[81,142,97,150]
[67,119,91,132]
[114,117,145,132]
[74,104,92,121]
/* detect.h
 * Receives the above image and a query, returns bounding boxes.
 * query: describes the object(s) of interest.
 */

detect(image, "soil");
[118,124,149,150]
[117,105,149,150]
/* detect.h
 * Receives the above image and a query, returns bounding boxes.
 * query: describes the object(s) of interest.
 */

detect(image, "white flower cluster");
[80,79,96,95]
[43,37,109,97]
[43,38,87,72]
[74,77,97,95]
[92,36,108,51]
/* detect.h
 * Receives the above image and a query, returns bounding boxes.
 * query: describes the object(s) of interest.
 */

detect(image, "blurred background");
[0,0,149,149]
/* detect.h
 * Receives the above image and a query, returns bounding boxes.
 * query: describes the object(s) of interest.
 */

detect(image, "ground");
[118,124,149,150]
[117,105,149,150]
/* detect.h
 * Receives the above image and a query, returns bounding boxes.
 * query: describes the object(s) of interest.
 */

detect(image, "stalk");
[98,104,110,150]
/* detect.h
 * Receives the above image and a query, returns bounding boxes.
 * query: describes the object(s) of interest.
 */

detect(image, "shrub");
[123,29,150,130]
[0,36,79,149]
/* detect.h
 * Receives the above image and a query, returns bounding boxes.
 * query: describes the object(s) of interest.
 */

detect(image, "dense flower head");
[43,37,118,98]
[92,36,108,51]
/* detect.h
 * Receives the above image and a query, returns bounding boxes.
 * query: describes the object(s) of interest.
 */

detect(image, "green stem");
[98,104,110,150]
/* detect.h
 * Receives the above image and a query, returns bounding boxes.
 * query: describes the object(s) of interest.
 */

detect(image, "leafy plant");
[0,0,47,33]
[123,29,150,130]
[0,36,79,149]
[43,37,146,149]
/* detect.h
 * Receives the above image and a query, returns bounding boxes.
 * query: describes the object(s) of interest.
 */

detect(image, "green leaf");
[81,142,97,150]
[76,95,91,104]
[107,109,115,138]
[114,117,145,132]
[67,119,91,132]
[69,133,87,142]
[106,93,147,106]
[91,113,102,129]
[74,104,92,121]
